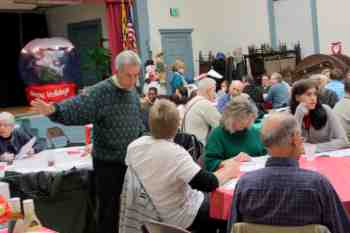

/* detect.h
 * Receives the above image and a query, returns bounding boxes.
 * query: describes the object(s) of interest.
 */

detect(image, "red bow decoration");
[331,41,342,55]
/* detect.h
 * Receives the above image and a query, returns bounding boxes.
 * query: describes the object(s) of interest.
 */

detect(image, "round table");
[4,147,92,174]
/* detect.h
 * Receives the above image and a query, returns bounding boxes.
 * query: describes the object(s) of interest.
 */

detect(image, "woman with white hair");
[126,99,239,233]
[0,112,45,162]
[205,96,267,172]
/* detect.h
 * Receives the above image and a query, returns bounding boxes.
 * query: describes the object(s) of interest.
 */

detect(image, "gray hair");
[0,112,15,125]
[271,72,283,83]
[261,113,299,147]
[221,96,258,132]
[198,78,216,93]
[309,74,327,82]
[115,50,141,71]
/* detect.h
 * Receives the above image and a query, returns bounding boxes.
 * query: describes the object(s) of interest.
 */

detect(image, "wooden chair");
[231,223,331,233]
[46,127,84,149]
[141,221,191,233]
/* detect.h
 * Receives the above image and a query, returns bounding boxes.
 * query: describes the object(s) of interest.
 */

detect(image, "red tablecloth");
[210,157,350,220]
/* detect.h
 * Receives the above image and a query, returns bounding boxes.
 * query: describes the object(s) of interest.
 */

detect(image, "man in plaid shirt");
[228,113,350,233]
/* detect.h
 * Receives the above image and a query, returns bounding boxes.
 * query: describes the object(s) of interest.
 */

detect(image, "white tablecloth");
[5,147,93,174]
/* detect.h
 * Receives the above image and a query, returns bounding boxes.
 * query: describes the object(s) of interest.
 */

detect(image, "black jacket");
[0,127,46,156]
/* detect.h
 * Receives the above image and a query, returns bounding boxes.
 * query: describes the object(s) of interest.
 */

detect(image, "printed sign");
[25,83,77,103]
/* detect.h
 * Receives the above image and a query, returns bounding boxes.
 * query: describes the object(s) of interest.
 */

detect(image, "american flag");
[123,0,138,52]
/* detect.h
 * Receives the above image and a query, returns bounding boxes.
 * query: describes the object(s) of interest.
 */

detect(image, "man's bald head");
[229,80,244,97]
[261,113,303,158]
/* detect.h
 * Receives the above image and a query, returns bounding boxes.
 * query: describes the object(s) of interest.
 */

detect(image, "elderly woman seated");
[0,112,46,162]
[205,96,267,172]
[125,99,239,233]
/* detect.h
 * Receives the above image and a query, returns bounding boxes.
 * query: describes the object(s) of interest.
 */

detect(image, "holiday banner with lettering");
[19,37,81,103]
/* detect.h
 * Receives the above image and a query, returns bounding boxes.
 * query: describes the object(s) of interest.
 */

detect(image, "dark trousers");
[189,194,227,233]
[93,158,127,233]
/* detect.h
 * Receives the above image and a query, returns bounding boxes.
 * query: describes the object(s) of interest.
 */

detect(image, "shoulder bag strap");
[181,97,208,132]
[128,165,162,220]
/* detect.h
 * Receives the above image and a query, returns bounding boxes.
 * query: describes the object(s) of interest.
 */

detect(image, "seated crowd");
[135,60,350,233]
[3,51,350,233]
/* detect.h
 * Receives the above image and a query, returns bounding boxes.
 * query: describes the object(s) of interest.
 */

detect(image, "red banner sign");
[25,83,77,103]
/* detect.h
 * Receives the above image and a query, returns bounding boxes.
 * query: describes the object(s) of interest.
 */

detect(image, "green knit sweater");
[204,125,266,171]
[49,78,144,163]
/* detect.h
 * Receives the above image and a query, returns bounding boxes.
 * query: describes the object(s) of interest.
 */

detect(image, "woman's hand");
[31,99,56,116]
[215,158,240,184]
[234,152,252,162]
[297,103,310,115]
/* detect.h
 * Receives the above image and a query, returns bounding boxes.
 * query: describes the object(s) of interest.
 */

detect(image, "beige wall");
[46,1,272,75]
[46,4,108,39]
[317,0,350,55]
[148,0,271,75]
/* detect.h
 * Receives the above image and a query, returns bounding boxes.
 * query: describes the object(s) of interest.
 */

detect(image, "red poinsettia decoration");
[0,196,12,224]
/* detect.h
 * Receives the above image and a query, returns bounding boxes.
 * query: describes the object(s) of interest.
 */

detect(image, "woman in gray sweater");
[290,79,349,152]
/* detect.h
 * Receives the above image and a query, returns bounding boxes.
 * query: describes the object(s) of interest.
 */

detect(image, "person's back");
[50,78,144,162]
[217,94,231,113]
[326,80,344,99]
[183,96,221,145]
[266,83,289,109]
[325,68,345,99]
[231,159,342,225]
[229,112,350,233]
[319,88,339,108]
[334,94,350,142]
[126,136,204,228]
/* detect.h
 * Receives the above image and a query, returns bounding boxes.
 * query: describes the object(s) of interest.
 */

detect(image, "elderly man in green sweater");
[31,50,144,233]
[205,96,267,172]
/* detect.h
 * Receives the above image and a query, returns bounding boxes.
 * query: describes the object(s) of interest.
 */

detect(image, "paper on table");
[16,137,36,160]
[240,155,269,172]
[316,148,350,158]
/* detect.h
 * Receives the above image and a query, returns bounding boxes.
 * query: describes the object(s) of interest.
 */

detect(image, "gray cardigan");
[294,104,349,153]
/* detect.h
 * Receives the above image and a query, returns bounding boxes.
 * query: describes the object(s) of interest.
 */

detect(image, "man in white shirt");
[182,78,221,145]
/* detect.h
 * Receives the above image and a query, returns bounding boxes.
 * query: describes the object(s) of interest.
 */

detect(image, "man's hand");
[82,144,93,157]
[234,152,252,162]
[31,99,55,116]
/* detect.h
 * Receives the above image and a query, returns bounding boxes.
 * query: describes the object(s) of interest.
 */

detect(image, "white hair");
[0,112,15,125]
[261,113,299,147]
[221,96,258,133]
[198,78,216,93]
[115,50,141,71]
[271,72,283,82]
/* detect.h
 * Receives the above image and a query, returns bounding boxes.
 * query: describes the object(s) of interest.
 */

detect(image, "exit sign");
[170,8,179,17]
